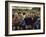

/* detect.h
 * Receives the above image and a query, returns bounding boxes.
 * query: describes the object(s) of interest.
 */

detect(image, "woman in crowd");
[24,12,33,29]
[12,12,21,30]
[18,12,26,30]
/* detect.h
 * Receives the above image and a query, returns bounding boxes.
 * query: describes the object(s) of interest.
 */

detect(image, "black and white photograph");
[5,1,45,36]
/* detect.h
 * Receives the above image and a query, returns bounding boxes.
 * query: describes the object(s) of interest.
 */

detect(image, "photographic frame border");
[5,1,45,36]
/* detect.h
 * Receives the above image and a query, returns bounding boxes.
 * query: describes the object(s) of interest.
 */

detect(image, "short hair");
[23,12,25,15]
[18,12,21,14]
[12,14,14,18]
